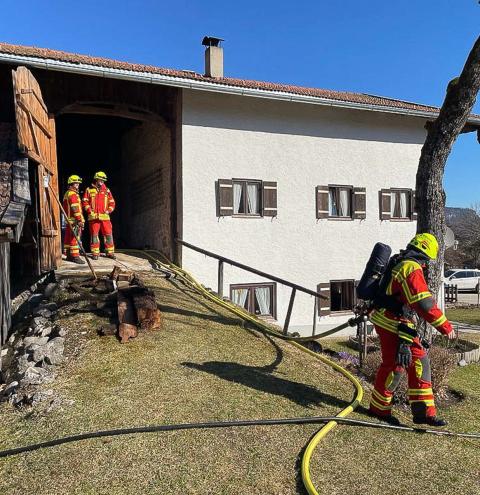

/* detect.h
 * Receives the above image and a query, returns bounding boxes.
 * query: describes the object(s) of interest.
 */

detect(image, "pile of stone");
[0,283,67,407]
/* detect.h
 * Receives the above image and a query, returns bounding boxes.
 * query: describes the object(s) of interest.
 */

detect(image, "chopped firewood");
[117,271,134,282]
[117,291,138,343]
[109,266,122,281]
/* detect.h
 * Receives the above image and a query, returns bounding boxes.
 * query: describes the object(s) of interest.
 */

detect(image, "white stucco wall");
[180,90,426,335]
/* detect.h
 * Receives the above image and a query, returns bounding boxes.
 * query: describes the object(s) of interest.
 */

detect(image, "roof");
[0,42,479,124]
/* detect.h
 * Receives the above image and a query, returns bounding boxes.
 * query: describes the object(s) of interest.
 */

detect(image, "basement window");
[330,280,355,312]
[233,180,261,216]
[230,283,276,318]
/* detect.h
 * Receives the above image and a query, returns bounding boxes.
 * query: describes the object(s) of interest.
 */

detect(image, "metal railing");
[176,239,326,335]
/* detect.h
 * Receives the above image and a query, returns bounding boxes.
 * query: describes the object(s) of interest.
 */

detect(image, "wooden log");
[117,291,138,343]
[131,288,161,331]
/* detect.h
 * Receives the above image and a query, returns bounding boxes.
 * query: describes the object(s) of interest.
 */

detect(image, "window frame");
[232,178,263,218]
[230,282,277,319]
[329,279,356,313]
[390,188,412,221]
[328,184,354,220]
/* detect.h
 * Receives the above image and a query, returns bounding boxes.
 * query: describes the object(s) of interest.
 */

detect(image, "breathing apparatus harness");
[357,244,432,354]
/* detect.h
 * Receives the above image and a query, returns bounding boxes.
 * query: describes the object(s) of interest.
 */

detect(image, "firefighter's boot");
[413,416,448,427]
[67,256,85,265]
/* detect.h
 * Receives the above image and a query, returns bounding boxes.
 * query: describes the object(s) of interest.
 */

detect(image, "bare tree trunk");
[416,36,480,306]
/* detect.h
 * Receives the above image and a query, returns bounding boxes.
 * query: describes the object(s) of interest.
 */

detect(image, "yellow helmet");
[408,233,439,260]
[94,171,107,181]
[67,174,82,185]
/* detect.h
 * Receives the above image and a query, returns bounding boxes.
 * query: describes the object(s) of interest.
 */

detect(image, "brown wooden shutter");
[410,190,418,221]
[262,181,277,217]
[379,189,391,220]
[353,187,366,219]
[317,283,331,316]
[316,186,329,219]
[216,179,233,216]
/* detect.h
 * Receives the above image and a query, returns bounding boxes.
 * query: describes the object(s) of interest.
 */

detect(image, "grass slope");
[0,275,355,495]
[1,275,479,495]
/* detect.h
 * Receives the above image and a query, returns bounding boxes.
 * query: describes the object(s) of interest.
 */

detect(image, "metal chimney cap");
[202,36,224,47]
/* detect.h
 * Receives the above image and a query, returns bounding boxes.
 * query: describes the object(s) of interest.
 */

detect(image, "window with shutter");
[262,181,277,217]
[216,179,233,216]
[353,187,366,219]
[379,189,391,220]
[317,283,331,316]
[316,186,329,219]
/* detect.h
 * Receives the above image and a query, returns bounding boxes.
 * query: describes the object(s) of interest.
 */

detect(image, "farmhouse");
[1,38,479,341]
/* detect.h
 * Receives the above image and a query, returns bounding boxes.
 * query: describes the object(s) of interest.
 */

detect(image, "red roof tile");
[0,42,470,118]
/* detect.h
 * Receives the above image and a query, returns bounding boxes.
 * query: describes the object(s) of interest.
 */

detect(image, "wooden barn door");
[12,66,61,272]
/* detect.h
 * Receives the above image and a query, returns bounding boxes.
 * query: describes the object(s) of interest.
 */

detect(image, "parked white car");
[444,269,480,292]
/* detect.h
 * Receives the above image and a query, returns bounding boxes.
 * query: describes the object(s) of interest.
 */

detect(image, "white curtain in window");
[391,191,397,217]
[233,183,243,214]
[255,287,271,315]
[339,189,349,217]
[232,288,248,308]
[247,184,259,214]
[329,189,337,216]
[399,191,407,218]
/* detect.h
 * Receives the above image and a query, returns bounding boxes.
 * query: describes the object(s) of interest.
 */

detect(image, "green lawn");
[0,274,479,495]
[447,307,480,326]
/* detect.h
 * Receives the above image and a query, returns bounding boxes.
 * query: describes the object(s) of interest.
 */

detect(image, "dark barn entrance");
[56,111,174,254]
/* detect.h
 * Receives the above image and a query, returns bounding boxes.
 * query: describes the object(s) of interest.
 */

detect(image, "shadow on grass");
[182,360,351,409]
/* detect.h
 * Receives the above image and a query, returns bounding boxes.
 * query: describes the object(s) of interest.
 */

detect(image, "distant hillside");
[445,206,477,226]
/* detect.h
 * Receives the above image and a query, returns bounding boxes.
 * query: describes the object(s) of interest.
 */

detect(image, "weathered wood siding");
[0,242,10,346]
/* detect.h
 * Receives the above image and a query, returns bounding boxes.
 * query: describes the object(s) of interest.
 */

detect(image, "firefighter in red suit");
[63,175,85,265]
[369,233,455,427]
[82,171,116,260]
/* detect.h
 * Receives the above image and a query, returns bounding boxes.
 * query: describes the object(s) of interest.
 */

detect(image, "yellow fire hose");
[122,249,364,495]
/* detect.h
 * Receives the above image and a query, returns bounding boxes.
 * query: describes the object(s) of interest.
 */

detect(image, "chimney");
[202,36,224,78]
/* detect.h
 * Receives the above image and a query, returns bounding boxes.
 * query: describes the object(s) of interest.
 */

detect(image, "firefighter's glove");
[396,342,412,368]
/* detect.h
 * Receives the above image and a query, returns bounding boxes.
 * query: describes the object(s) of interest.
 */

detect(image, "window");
[330,280,355,312]
[233,180,261,216]
[217,179,277,217]
[379,188,417,221]
[328,186,352,218]
[391,189,412,219]
[230,283,276,318]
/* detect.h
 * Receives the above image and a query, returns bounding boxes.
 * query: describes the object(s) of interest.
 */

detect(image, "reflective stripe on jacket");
[63,189,84,223]
[370,258,452,338]
[82,183,116,221]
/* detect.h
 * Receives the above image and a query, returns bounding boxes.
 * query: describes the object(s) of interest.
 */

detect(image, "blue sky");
[1,0,479,206]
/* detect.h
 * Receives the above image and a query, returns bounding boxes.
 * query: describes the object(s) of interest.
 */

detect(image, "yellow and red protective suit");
[63,188,84,258]
[369,257,452,419]
[82,183,116,256]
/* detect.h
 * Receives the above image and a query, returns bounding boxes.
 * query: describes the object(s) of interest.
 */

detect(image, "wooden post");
[283,287,296,335]
[312,296,317,336]
[218,260,224,298]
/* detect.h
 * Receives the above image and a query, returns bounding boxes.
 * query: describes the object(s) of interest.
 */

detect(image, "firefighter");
[82,171,116,260]
[63,175,85,265]
[369,233,455,427]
